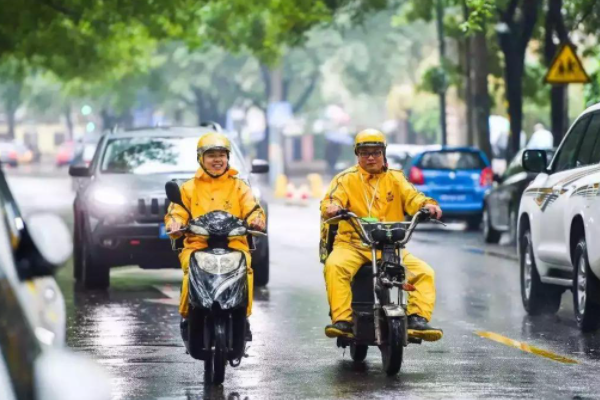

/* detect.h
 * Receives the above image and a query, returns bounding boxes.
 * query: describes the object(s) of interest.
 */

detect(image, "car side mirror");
[251,159,269,174]
[69,165,91,177]
[16,213,72,280]
[35,349,111,400]
[522,150,547,173]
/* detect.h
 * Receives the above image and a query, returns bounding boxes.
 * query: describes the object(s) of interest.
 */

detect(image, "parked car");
[407,147,492,230]
[518,102,600,331]
[0,142,18,167]
[386,144,441,171]
[69,126,270,290]
[55,141,75,167]
[0,168,110,400]
[483,148,555,244]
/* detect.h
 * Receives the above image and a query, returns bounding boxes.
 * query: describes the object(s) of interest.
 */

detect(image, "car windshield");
[418,151,486,170]
[100,137,245,175]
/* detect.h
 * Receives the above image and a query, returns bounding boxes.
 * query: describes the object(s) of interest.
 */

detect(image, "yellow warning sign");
[545,43,591,84]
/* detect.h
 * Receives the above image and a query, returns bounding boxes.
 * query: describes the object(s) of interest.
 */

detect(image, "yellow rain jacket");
[320,165,439,322]
[165,167,265,318]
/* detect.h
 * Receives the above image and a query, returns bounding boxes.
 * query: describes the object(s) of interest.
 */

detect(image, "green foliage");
[460,0,496,33]
[420,66,448,94]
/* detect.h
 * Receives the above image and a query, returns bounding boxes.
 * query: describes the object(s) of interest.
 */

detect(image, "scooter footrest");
[408,337,422,344]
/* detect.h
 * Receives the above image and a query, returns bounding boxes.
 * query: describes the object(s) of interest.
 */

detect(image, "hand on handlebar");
[248,218,266,232]
[421,204,443,220]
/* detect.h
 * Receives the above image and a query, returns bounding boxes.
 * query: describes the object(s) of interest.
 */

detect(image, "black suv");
[69,126,270,290]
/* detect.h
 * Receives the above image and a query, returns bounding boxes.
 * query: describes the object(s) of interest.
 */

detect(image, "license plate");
[440,194,466,202]
[159,223,169,239]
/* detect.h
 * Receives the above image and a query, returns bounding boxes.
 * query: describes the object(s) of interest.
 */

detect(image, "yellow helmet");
[197,132,231,159]
[354,128,387,155]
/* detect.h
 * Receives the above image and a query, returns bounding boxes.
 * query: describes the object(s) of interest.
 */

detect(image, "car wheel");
[466,215,482,231]
[81,231,110,290]
[73,216,83,281]
[252,236,270,287]
[520,229,561,315]
[482,205,501,243]
[508,207,518,245]
[573,238,600,331]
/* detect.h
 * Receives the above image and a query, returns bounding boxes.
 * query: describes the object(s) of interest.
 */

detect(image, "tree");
[0,59,26,139]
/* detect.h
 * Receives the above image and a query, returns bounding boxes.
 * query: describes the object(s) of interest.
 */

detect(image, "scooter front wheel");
[213,318,227,385]
[380,318,404,376]
[350,343,368,362]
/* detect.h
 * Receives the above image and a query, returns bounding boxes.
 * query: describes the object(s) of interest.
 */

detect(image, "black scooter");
[165,181,266,385]
[325,208,443,376]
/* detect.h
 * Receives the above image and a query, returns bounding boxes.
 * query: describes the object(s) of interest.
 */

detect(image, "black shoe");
[407,315,443,342]
[245,320,253,342]
[325,321,354,338]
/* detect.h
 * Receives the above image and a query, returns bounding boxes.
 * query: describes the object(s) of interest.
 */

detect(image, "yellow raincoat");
[165,167,265,318]
[320,165,438,322]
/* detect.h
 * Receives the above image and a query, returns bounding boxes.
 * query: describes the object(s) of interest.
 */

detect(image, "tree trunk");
[64,104,73,140]
[545,0,569,146]
[6,106,15,139]
[471,30,492,159]
[498,0,541,161]
[462,0,474,146]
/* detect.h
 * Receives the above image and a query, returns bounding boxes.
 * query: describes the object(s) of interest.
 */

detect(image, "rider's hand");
[167,221,182,233]
[424,204,442,220]
[325,204,342,218]
[249,218,266,232]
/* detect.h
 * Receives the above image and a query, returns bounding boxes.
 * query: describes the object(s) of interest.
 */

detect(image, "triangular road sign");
[545,43,591,84]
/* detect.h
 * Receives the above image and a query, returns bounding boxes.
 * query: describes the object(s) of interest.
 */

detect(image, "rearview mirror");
[68,165,91,177]
[165,181,192,217]
[35,349,111,400]
[165,181,183,206]
[522,150,547,173]
[16,213,72,280]
[251,159,269,174]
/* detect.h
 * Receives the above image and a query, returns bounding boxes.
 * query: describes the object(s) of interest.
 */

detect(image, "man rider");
[321,129,443,342]
[165,132,266,340]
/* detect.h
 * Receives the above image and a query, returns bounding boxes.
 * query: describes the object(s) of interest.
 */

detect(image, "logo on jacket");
[386,191,394,202]
[223,200,232,211]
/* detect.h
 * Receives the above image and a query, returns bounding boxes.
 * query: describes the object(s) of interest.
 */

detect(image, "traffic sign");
[544,43,590,84]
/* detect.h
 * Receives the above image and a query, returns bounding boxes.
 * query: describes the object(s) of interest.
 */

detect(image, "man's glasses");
[358,150,383,159]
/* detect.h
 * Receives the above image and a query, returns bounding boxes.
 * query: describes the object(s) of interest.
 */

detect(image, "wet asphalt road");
[8,174,600,400]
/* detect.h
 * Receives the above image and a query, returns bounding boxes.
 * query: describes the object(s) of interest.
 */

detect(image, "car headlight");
[228,227,247,237]
[91,187,127,207]
[189,224,209,236]
[193,252,244,274]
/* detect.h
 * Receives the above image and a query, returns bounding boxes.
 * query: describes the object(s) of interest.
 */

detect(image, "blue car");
[406,147,492,230]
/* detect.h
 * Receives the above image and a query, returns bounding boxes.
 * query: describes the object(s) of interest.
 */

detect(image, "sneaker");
[325,321,354,338]
[407,315,443,342]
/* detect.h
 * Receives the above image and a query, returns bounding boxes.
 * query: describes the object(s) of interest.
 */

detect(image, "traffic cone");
[285,183,297,205]
[307,173,324,199]
[297,184,311,207]
[274,174,288,198]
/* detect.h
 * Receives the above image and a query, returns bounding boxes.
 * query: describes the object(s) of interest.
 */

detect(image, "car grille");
[135,197,170,223]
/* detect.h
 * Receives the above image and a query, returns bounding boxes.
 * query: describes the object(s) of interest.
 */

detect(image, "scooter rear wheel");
[350,343,368,362]
[380,318,404,376]
[213,318,227,385]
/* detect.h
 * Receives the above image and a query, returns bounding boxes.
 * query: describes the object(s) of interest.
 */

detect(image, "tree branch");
[519,0,541,53]
[500,0,520,22]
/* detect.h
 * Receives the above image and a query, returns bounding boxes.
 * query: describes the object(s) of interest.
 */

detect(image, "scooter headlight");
[228,227,247,237]
[189,224,209,236]
[193,252,243,274]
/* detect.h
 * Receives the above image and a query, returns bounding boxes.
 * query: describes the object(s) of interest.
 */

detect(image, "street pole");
[436,0,447,146]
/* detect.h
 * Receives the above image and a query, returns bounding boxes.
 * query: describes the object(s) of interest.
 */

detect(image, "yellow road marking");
[476,331,578,365]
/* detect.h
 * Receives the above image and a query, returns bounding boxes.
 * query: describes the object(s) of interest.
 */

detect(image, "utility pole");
[436,0,447,146]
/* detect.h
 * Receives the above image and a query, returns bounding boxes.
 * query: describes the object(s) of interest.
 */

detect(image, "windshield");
[417,151,486,170]
[100,137,244,175]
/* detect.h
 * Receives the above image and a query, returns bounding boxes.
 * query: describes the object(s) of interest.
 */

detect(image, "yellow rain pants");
[324,244,435,322]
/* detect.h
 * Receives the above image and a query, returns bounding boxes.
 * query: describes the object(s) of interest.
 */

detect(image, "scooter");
[165,181,266,385]
[325,208,443,376]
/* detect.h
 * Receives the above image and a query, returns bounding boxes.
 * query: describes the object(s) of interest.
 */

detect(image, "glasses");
[358,150,383,159]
